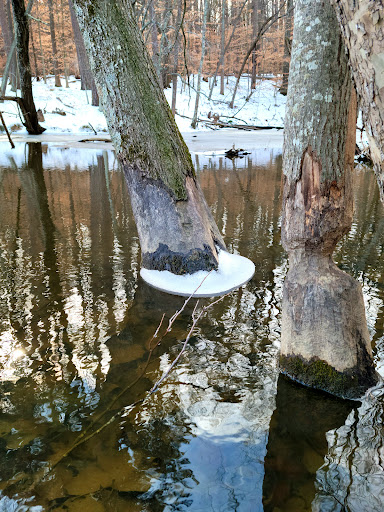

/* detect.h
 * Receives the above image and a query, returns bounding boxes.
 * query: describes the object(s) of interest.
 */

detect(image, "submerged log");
[281,0,378,399]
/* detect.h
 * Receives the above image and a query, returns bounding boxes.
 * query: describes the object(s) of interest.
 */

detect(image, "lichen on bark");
[72,0,194,201]
[71,0,225,274]
[281,0,378,397]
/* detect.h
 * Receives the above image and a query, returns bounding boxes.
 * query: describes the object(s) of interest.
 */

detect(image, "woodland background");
[0,0,292,103]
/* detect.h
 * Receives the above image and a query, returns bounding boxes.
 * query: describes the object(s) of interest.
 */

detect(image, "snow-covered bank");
[0,75,285,137]
[1,128,284,152]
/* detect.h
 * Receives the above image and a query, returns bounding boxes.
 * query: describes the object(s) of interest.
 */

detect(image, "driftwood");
[0,111,15,148]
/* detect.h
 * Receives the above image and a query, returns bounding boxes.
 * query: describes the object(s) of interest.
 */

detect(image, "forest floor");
[0,74,367,153]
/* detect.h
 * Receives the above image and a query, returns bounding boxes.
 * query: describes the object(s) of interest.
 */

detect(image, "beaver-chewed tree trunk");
[330,0,384,202]
[281,0,378,399]
[71,0,225,275]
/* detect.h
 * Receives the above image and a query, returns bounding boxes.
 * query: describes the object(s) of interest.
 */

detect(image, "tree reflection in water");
[313,387,384,512]
[0,144,383,511]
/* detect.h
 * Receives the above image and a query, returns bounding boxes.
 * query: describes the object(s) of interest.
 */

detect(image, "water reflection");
[0,142,383,511]
[313,387,384,512]
[263,376,355,512]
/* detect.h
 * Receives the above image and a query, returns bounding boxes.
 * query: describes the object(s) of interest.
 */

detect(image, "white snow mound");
[140,249,255,297]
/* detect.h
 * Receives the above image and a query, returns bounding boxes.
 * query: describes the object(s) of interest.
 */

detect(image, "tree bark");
[191,0,209,129]
[68,0,99,105]
[29,22,40,80]
[0,0,18,90]
[220,0,225,95]
[71,0,225,274]
[330,0,384,202]
[36,0,47,83]
[10,0,45,134]
[281,0,377,399]
[279,0,292,96]
[47,0,62,87]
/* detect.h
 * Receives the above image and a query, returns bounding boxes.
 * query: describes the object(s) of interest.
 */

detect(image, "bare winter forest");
[0,0,292,95]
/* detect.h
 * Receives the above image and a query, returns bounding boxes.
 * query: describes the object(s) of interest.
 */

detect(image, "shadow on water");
[0,143,383,511]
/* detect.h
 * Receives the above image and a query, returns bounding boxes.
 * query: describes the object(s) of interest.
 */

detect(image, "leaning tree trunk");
[330,0,384,202]
[10,0,45,134]
[71,0,225,274]
[280,0,378,399]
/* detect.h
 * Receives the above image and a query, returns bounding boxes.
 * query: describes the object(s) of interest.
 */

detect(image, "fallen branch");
[205,120,283,130]
[175,111,282,130]
[0,111,15,148]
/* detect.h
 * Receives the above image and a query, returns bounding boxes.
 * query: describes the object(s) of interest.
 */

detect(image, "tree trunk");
[171,0,182,116]
[251,0,259,89]
[279,0,292,96]
[61,0,69,88]
[10,0,45,134]
[207,0,248,101]
[330,0,384,202]
[29,22,40,80]
[220,0,225,95]
[71,0,225,274]
[280,0,377,399]
[68,0,98,105]
[229,8,280,109]
[36,0,47,83]
[191,0,209,129]
[0,0,18,90]
[47,0,62,87]
[149,0,160,82]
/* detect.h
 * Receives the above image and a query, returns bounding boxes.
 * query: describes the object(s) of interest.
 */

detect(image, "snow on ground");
[163,74,286,132]
[0,74,285,138]
[140,249,255,297]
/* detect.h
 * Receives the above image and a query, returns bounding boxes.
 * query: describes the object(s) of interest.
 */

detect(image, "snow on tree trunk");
[330,0,384,202]
[281,0,378,399]
[71,0,225,275]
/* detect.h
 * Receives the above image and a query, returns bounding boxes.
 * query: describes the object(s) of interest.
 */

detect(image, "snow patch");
[140,249,255,297]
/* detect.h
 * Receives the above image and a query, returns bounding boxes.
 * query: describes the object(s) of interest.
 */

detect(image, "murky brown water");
[0,143,383,511]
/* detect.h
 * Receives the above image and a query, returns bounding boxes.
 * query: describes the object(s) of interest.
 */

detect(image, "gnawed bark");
[71,0,225,275]
[330,0,384,202]
[281,0,377,399]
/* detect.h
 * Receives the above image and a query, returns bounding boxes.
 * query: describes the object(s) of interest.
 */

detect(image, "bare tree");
[191,0,209,129]
[229,3,284,108]
[9,0,45,134]
[68,0,99,105]
[47,0,62,87]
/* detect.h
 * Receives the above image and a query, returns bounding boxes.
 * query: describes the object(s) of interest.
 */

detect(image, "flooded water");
[0,142,383,511]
